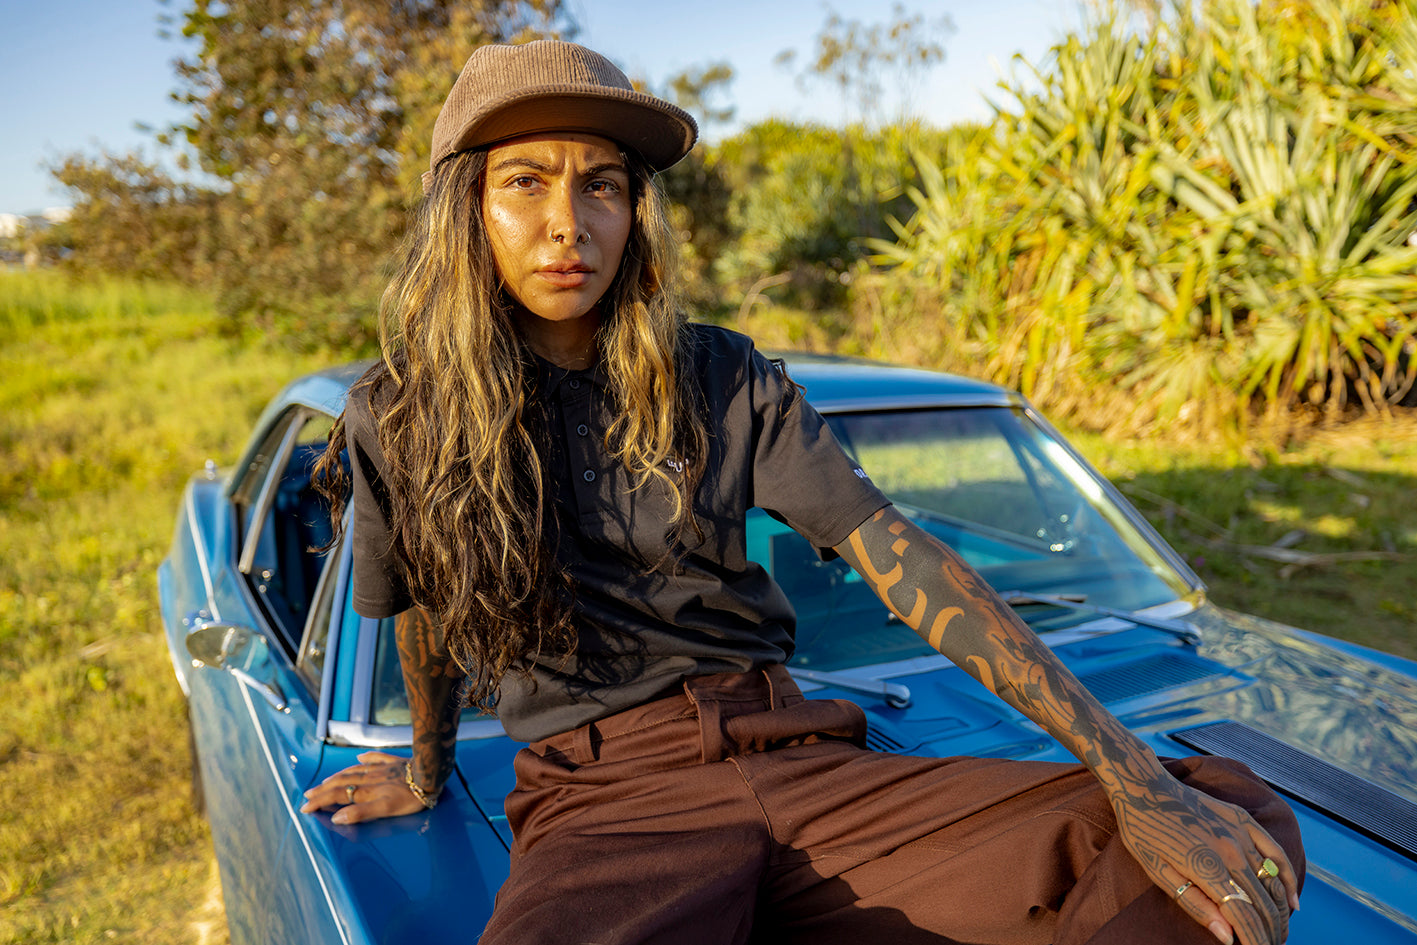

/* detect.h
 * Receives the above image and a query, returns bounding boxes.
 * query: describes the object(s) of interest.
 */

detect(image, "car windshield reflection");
[369,405,1197,714]
[755,407,1191,672]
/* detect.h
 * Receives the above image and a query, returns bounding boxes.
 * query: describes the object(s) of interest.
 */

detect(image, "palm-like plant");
[872,0,1417,432]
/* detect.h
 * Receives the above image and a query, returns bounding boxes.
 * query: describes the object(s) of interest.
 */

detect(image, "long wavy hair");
[316,146,707,708]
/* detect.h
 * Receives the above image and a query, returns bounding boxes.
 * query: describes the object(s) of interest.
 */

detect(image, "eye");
[586,178,623,196]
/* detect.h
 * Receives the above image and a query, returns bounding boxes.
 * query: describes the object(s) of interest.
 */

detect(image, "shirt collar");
[528,349,611,398]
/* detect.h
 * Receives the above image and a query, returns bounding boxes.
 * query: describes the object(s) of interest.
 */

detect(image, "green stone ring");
[1256,858,1280,880]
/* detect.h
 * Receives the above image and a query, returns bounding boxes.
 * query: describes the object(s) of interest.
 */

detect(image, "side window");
[235,408,338,657]
[295,530,342,694]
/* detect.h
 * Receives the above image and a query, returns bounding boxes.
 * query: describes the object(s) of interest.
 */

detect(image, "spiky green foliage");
[709,119,953,312]
[870,0,1417,433]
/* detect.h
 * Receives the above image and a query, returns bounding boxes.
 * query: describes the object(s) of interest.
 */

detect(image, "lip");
[537,261,594,288]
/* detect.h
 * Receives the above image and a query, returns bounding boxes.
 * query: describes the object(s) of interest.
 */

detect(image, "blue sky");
[0,0,1084,214]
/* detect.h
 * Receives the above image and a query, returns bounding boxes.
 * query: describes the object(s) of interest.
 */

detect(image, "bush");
[867,0,1417,434]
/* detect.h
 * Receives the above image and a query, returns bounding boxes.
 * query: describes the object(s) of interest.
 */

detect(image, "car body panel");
[160,351,1417,944]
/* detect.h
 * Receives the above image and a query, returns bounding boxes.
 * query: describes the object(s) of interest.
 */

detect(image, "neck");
[518,309,601,370]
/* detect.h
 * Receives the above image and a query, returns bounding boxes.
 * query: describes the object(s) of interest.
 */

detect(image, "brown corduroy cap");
[423,40,699,194]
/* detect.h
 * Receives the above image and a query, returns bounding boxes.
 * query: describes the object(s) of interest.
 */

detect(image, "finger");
[1248,828,1300,913]
[1213,875,1286,945]
[356,750,407,766]
[300,778,359,813]
[1159,864,1235,945]
[1162,864,1281,945]
[330,785,425,825]
[300,752,411,814]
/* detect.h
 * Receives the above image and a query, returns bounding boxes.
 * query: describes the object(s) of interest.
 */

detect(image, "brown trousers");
[479,665,1304,945]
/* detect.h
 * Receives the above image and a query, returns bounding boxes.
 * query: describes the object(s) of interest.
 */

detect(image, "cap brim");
[453,87,697,172]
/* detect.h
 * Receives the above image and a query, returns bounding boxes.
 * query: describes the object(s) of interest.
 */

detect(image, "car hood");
[304,740,517,944]
[845,601,1417,941]
[1182,603,1417,806]
[382,603,1417,942]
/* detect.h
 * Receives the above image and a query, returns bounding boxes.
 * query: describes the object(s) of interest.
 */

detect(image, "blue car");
[158,353,1417,944]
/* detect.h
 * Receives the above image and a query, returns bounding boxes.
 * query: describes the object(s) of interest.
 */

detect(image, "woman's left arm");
[832,505,1299,945]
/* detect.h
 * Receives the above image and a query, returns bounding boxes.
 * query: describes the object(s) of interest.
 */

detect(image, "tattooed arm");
[833,506,1299,945]
[300,605,464,824]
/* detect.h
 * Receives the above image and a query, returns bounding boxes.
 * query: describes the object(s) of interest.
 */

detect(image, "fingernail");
[1291,894,1301,912]
[1209,921,1233,945]
[332,810,348,825]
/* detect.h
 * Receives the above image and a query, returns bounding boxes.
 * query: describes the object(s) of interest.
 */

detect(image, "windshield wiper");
[998,591,1202,646]
[789,667,912,709]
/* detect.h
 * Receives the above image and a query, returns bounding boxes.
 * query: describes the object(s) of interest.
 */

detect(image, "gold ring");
[1256,858,1279,880]
[345,784,357,804]
[1174,881,1193,899]
[1219,880,1254,906]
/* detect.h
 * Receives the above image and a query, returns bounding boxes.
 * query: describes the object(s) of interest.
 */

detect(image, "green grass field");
[0,271,330,943]
[1,271,1411,943]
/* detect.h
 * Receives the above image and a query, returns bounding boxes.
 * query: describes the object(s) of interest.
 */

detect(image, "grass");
[1,273,1412,942]
[0,270,330,944]
[1066,420,1417,662]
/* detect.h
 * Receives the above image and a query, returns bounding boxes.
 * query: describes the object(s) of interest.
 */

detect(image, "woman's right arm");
[396,604,464,802]
[300,605,465,824]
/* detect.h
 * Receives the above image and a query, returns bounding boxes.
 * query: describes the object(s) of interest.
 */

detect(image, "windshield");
[367,405,1193,718]
[750,406,1190,671]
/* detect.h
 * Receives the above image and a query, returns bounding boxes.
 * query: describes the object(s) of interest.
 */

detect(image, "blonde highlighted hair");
[318,147,705,707]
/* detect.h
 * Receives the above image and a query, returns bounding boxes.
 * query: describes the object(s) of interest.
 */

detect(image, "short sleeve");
[345,383,413,618]
[746,348,890,551]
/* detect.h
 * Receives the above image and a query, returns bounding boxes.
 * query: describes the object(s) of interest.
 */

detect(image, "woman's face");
[481,132,633,331]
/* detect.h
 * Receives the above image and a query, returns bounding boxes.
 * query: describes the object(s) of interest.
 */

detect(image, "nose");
[548,182,588,245]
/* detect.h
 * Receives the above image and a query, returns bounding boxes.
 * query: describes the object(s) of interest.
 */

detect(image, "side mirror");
[186,623,289,713]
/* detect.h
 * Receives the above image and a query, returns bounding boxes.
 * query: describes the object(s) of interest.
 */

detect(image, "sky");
[0,0,1085,215]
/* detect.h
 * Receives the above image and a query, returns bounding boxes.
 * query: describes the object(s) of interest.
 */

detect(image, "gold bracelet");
[404,761,437,810]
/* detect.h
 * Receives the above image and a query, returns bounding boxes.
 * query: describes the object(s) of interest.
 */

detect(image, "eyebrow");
[488,156,629,177]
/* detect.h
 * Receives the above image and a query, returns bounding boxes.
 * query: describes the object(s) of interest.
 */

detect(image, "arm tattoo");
[836,507,1163,795]
[395,606,465,795]
[838,507,1291,941]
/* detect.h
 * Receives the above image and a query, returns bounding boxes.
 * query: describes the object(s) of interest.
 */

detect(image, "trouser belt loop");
[693,693,725,764]
[571,720,597,765]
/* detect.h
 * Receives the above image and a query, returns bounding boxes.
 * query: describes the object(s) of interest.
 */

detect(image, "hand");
[1109,774,1300,945]
[299,751,430,825]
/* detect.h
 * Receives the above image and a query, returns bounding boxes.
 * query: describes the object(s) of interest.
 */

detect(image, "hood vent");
[1173,720,1417,862]
[864,725,912,753]
[1078,653,1222,705]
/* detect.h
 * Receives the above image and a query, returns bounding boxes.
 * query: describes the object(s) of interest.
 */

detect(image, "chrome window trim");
[349,614,381,726]
[326,717,508,748]
[812,392,1021,414]
[237,407,309,577]
[307,522,351,743]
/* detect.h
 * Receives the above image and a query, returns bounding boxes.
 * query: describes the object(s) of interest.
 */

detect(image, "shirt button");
[569,379,581,390]
[582,469,596,483]
[576,424,589,436]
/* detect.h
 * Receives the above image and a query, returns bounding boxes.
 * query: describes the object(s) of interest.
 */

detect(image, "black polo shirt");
[347,324,889,742]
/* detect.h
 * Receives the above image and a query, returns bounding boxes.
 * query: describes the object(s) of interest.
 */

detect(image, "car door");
[188,406,340,944]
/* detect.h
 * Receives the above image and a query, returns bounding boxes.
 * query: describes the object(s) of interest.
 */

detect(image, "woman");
[301,40,1302,945]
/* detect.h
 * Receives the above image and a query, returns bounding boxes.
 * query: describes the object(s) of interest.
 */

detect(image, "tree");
[653,62,737,314]
[165,0,572,342]
[761,2,953,304]
[665,62,736,133]
[46,150,221,282]
[775,2,953,127]
[709,119,950,312]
